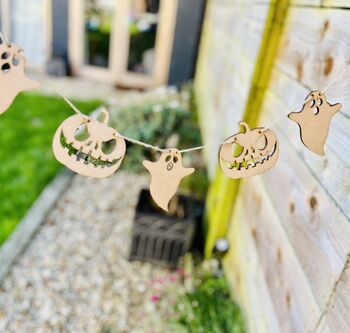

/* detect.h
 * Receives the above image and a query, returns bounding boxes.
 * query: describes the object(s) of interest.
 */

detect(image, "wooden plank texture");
[240,178,321,333]
[196,0,350,332]
[223,195,281,333]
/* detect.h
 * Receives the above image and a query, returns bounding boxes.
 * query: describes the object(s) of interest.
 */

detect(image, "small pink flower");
[150,295,159,302]
[168,274,177,282]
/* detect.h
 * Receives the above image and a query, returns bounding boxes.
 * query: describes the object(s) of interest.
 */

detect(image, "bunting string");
[58,92,207,154]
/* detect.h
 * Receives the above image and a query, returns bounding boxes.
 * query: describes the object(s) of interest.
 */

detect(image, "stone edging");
[0,169,73,284]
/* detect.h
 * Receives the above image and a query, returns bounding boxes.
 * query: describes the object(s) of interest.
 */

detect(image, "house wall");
[195,1,350,332]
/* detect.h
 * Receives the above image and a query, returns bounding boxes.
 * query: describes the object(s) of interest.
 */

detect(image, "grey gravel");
[0,171,180,333]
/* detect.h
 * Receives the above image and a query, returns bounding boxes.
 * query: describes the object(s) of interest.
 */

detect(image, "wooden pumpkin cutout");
[219,122,279,179]
[52,109,126,178]
[288,91,341,155]
[143,148,195,211]
[0,36,39,115]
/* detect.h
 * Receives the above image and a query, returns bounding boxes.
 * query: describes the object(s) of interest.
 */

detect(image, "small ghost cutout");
[0,38,39,115]
[288,91,341,155]
[53,109,126,178]
[143,149,194,211]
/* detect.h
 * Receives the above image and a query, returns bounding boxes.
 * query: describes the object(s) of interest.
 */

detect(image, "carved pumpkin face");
[219,122,279,179]
[0,40,39,115]
[53,109,126,178]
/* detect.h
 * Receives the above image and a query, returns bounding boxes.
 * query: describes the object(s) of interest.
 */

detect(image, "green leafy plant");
[170,275,245,333]
[0,93,101,245]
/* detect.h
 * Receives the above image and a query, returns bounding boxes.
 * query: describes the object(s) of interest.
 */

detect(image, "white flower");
[153,104,163,113]
[168,100,180,109]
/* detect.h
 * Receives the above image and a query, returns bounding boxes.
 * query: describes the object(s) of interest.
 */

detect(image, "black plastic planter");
[129,189,204,268]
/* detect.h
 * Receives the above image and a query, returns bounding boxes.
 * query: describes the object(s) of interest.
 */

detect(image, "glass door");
[84,0,114,68]
[1,0,51,72]
[117,0,178,88]
[69,0,177,87]
[69,0,117,82]
[126,0,160,75]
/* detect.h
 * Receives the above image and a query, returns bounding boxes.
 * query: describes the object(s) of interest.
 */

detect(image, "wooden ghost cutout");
[53,109,126,178]
[143,149,195,211]
[288,91,341,155]
[219,121,279,179]
[0,37,39,115]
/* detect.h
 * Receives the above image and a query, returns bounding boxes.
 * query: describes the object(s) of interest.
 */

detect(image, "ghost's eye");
[165,155,172,162]
[74,124,90,141]
[173,156,178,163]
[1,63,10,73]
[309,99,316,108]
[1,52,10,60]
[12,54,20,66]
[255,134,267,150]
[317,98,323,106]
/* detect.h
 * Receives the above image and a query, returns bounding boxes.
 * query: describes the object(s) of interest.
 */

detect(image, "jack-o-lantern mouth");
[221,142,278,170]
[60,132,121,168]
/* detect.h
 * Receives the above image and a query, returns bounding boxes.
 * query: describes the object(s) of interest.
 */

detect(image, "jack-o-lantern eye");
[255,134,268,150]
[74,124,90,141]
[231,143,244,157]
[102,139,117,154]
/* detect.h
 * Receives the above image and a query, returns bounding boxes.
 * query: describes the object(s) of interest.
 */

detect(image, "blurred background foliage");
[0,93,101,245]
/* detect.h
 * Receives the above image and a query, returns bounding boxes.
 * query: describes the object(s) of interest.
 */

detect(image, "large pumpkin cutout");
[219,122,279,179]
[0,37,39,115]
[288,91,341,155]
[53,109,126,178]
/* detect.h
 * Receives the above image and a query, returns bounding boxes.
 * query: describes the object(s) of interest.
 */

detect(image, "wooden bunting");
[219,122,279,179]
[288,91,342,155]
[0,38,39,115]
[143,149,195,211]
[52,109,126,178]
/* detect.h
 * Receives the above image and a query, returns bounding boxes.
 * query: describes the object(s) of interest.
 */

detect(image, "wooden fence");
[195,0,350,332]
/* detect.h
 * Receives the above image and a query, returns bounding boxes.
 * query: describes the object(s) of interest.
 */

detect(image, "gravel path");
[0,172,181,333]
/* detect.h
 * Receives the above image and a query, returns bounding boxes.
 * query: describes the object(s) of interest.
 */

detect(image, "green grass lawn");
[0,93,101,245]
